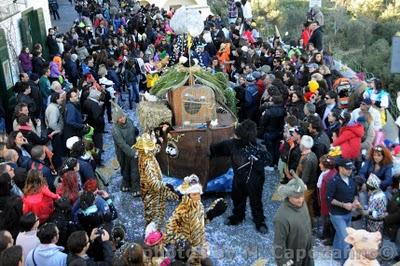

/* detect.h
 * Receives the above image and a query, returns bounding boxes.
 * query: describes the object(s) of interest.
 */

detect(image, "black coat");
[260,103,285,134]
[384,192,400,241]
[0,195,23,240]
[47,35,59,56]
[66,241,113,266]
[210,139,267,178]
[83,98,105,132]
[16,93,37,115]
[28,81,43,119]
[32,56,46,75]
[309,27,323,51]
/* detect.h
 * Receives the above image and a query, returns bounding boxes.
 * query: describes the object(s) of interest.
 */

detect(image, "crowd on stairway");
[0,0,400,265]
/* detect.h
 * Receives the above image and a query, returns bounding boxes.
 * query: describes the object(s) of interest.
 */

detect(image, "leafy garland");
[149,66,237,115]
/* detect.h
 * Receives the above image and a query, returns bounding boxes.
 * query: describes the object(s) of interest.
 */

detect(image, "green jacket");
[273,199,314,266]
[39,76,51,99]
[112,118,138,159]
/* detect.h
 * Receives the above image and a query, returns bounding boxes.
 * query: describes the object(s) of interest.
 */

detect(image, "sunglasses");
[374,146,383,152]
[325,97,331,100]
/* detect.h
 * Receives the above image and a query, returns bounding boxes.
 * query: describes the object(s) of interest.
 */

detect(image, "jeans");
[330,212,352,264]
[0,117,5,133]
[126,82,139,108]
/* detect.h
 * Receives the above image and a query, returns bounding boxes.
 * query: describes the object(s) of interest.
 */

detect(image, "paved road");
[50,0,77,33]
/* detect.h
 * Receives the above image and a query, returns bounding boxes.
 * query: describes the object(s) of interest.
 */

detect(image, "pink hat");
[393,145,400,156]
[144,231,163,246]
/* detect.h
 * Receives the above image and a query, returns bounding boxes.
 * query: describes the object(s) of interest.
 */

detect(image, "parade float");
[137,7,237,188]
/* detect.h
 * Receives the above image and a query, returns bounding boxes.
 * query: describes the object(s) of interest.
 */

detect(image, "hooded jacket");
[23,186,60,224]
[25,244,67,266]
[19,51,32,73]
[332,123,364,159]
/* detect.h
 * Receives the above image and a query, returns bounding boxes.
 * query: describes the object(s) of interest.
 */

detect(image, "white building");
[0,0,52,90]
[140,0,211,20]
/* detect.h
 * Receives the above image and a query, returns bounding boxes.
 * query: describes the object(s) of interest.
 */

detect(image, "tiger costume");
[164,194,206,248]
[164,175,227,254]
[134,134,179,228]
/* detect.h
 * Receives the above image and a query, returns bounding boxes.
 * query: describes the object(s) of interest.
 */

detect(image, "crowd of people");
[0,0,400,265]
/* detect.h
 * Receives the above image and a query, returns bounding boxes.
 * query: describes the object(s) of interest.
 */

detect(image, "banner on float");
[391,36,400,74]
[309,0,322,8]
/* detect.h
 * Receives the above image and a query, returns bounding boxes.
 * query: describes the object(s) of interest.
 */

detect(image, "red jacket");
[319,168,337,216]
[301,28,312,48]
[333,123,364,160]
[23,186,60,224]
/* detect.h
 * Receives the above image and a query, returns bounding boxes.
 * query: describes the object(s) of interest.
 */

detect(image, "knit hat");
[111,101,125,123]
[308,80,319,93]
[144,231,163,247]
[177,174,203,195]
[366,174,381,190]
[246,74,255,82]
[300,135,314,149]
[278,177,307,198]
[144,222,163,247]
[306,63,319,70]
[83,179,98,193]
[66,136,80,150]
[71,54,78,62]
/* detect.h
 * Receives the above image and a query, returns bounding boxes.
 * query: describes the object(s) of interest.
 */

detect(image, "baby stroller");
[333,77,352,109]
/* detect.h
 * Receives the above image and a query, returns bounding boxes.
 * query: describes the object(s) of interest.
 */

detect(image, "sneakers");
[224,216,243,226]
[256,224,269,234]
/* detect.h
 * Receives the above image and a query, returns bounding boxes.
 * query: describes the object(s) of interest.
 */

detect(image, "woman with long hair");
[23,169,60,224]
[7,131,31,167]
[286,88,305,120]
[360,145,393,191]
[56,158,81,204]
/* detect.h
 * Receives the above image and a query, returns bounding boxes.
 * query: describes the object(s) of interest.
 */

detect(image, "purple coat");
[49,61,61,79]
[19,52,32,73]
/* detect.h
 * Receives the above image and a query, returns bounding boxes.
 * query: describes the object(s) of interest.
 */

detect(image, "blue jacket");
[64,102,85,140]
[359,160,393,191]
[77,158,95,185]
[244,83,258,108]
[326,174,358,215]
[72,196,111,223]
[25,244,67,266]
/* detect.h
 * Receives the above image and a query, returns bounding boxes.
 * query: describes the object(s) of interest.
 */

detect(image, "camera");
[96,227,105,236]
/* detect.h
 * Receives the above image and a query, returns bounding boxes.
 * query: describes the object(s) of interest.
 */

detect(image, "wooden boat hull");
[157,124,234,187]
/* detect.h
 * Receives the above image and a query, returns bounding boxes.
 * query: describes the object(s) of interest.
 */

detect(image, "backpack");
[244,85,258,107]
[31,161,44,172]
[239,142,272,175]
[333,78,352,109]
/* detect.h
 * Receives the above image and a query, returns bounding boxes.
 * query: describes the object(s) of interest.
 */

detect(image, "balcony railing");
[0,0,27,21]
